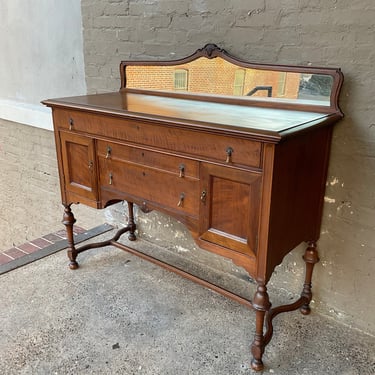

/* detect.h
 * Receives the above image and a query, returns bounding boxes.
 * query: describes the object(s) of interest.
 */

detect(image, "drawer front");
[99,158,199,217]
[54,109,262,169]
[97,140,199,179]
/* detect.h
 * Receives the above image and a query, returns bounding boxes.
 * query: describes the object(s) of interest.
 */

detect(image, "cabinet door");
[59,131,98,201]
[199,163,261,257]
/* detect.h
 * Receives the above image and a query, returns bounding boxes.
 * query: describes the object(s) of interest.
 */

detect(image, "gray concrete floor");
[1,231,374,375]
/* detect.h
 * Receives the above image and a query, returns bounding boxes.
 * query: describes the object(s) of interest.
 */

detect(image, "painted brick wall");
[80,0,375,334]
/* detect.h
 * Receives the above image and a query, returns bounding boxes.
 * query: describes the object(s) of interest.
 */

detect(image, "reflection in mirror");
[125,57,333,105]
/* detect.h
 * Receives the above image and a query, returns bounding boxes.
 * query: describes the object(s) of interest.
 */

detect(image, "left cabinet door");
[59,131,98,201]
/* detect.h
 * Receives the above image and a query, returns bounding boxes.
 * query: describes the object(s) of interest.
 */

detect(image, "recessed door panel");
[60,131,98,201]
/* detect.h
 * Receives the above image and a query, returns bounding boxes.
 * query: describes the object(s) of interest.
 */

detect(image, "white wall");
[0,0,86,130]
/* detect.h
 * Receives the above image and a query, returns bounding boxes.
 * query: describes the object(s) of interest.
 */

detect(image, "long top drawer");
[53,109,262,169]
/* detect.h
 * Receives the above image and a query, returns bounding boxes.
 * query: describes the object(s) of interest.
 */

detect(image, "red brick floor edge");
[0,226,86,266]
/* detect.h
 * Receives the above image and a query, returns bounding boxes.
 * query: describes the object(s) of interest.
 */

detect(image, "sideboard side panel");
[266,125,333,279]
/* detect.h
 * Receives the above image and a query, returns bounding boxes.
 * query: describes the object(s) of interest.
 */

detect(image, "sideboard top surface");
[43,91,333,138]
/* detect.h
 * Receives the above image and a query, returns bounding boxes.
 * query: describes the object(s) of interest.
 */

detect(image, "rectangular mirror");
[120,44,343,113]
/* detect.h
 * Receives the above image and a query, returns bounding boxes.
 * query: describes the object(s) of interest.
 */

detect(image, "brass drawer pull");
[225,147,233,163]
[109,172,113,185]
[69,118,74,130]
[177,192,185,207]
[105,146,112,159]
[179,163,185,178]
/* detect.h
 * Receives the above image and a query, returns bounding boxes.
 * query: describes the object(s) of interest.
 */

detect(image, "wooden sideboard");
[43,44,343,371]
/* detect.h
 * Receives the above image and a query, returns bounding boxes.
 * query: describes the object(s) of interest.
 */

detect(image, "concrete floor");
[1,231,374,375]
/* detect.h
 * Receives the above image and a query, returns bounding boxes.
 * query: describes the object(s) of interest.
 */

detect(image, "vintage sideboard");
[43,44,343,371]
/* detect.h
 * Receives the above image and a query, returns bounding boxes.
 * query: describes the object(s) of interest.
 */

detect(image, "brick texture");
[80,0,375,334]
[0,226,87,266]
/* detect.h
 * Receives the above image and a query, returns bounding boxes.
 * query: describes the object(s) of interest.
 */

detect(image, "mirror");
[120,44,342,110]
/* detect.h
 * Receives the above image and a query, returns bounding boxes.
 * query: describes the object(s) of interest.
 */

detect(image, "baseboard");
[0,99,53,130]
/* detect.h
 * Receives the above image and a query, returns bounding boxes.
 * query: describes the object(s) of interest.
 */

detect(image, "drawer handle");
[105,146,112,159]
[179,164,185,178]
[69,118,74,130]
[177,193,185,207]
[88,160,93,170]
[225,147,233,163]
[109,172,113,185]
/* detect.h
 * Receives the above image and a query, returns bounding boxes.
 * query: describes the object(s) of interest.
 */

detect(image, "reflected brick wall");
[126,58,300,99]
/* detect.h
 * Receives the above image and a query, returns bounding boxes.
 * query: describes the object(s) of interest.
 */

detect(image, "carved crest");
[197,43,226,58]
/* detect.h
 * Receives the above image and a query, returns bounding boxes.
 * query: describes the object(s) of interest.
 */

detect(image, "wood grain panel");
[97,140,199,178]
[98,157,199,217]
[54,109,262,169]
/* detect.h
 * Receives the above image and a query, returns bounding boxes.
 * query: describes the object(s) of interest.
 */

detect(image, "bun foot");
[251,358,264,372]
[300,304,311,315]
[69,261,79,270]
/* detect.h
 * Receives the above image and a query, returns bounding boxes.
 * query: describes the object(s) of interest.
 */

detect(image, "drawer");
[97,140,199,179]
[98,158,199,217]
[53,108,262,169]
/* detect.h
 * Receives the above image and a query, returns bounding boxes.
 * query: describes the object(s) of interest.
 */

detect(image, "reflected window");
[174,69,188,90]
[233,69,245,95]
[277,72,287,96]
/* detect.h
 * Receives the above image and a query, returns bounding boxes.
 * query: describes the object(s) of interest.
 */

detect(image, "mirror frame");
[120,44,343,115]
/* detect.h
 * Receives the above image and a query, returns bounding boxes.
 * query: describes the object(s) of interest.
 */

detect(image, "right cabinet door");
[199,163,262,257]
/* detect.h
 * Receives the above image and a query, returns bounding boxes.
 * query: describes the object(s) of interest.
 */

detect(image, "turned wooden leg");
[127,201,136,241]
[300,241,320,315]
[251,283,271,371]
[62,204,79,270]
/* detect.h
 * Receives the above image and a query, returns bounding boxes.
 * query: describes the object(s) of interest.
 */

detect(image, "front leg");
[127,201,137,241]
[300,241,320,315]
[62,204,79,270]
[251,283,271,371]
